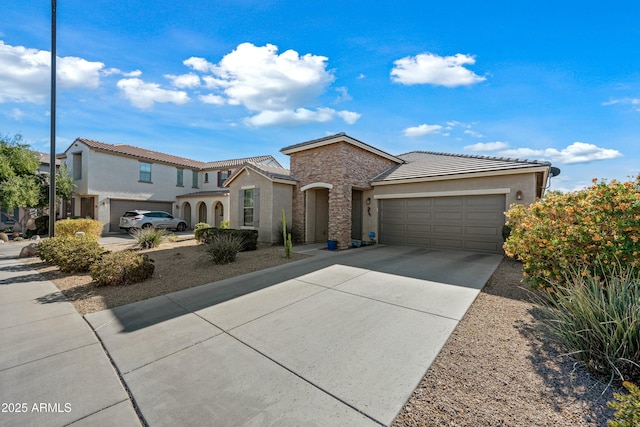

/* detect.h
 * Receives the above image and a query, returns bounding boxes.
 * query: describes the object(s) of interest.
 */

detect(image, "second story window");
[72,153,82,180]
[140,162,152,182]
[218,170,231,187]
[192,170,198,188]
[204,172,209,183]
[177,169,184,186]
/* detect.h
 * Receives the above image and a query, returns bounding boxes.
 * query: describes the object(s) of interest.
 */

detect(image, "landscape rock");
[30,235,41,241]
[19,243,38,258]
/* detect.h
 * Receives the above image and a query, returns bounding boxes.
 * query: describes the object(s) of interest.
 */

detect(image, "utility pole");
[49,0,57,237]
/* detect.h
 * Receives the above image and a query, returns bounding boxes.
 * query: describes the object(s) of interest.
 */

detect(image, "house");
[59,138,282,233]
[225,133,555,254]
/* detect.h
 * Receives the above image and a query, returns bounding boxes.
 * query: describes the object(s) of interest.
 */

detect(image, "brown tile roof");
[70,138,280,171]
[176,190,229,198]
[224,161,296,187]
[372,151,551,182]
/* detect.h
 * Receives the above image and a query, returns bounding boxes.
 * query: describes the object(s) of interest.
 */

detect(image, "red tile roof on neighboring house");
[67,138,281,171]
[372,151,551,183]
[224,161,296,187]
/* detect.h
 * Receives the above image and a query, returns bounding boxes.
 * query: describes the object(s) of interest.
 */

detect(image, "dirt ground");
[26,240,619,425]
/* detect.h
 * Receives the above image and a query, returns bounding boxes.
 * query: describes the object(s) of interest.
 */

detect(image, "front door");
[351,190,363,240]
[80,197,95,219]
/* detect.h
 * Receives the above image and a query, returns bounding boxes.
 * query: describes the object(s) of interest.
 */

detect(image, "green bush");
[608,381,640,427]
[538,264,640,383]
[132,227,166,249]
[90,251,155,286]
[55,218,104,239]
[205,234,244,264]
[504,177,640,288]
[36,235,106,273]
[219,220,230,229]
[194,222,212,242]
[0,232,8,242]
[197,228,258,251]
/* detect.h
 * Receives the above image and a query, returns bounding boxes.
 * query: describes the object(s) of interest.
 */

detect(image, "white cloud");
[165,72,201,88]
[10,108,24,120]
[602,97,640,112]
[245,107,360,127]
[498,142,622,164]
[335,86,352,102]
[0,41,104,103]
[403,124,443,137]
[116,78,190,109]
[391,52,486,87]
[464,130,484,138]
[199,93,225,105]
[465,141,509,151]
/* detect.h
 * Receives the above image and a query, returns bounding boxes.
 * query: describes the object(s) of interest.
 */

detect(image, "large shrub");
[197,228,258,251]
[538,264,640,383]
[55,218,104,239]
[504,177,640,288]
[205,234,244,264]
[608,381,640,427]
[36,235,105,273]
[90,251,155,286]
[132,227,166,249]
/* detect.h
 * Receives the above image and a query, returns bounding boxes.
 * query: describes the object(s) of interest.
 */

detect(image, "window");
[204,172,209,183]
[192,170,198,188]
[139,162,152,182]
[218,170,231,187]
[177,169,184,186]
[243,189,254,226]
[72,153,82,180]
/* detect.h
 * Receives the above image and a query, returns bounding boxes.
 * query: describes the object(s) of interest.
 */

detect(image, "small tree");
[0,133,74,232]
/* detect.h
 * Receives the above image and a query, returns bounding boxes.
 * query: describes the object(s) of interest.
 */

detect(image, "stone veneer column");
[328,183,352,250]
[291,185,305,243]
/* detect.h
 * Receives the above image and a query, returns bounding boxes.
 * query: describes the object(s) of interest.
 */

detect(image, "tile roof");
[176,190,229,198]
[372,151,551,182]
[224,161,296,187]
[70,138,280,171]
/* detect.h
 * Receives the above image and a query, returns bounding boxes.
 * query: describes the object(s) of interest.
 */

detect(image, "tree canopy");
[0,133,75,216]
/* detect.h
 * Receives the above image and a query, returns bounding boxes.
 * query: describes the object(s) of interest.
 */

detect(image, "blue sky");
[1,0,638,192]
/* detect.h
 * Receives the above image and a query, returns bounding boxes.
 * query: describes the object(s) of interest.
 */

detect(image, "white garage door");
[109,199,174,232]
[379,194,506,254]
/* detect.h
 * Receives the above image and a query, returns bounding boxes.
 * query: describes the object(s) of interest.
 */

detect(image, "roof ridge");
[398,150,551,165]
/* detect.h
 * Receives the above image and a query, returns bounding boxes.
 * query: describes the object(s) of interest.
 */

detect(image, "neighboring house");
[225,133,556,253]
[59,138,282,233]
[0,152,59,232]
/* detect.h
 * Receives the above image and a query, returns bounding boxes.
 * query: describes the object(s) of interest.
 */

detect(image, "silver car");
[119,210,188,233]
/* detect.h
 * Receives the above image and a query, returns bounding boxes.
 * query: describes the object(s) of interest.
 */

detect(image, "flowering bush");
[504,176,640,288]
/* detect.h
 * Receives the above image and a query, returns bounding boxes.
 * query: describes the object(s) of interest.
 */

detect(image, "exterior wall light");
[516,190,523,200]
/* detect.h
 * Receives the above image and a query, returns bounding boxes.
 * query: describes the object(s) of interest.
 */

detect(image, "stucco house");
[59,138,281,233]
[225,133,555,254]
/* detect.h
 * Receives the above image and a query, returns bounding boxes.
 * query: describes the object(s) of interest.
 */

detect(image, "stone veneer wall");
[290,141,398,249]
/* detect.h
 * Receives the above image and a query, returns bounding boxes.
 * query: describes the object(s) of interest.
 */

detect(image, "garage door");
[379,194,505,254]
[109,199,174,232]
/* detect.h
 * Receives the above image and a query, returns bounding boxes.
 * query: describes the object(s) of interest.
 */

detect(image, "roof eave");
[371,165,551,186]
[281,134,403,164]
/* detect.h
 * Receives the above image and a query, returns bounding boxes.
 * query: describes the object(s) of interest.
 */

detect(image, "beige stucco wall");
[227,169,294,244]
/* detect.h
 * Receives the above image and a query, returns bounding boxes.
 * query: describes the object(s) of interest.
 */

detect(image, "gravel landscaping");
[24,239,619,425]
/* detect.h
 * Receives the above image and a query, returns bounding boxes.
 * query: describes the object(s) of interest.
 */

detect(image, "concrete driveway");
[85,245,502,426]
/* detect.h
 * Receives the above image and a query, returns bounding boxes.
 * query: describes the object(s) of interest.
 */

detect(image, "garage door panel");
[379,194,505,254]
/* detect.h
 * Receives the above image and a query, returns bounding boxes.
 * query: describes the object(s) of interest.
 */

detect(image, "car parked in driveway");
[119,210,188,233]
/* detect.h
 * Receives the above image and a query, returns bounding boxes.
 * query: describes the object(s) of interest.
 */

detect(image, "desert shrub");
[91,251,155,286]
[504,176,640,288]
[219,220,230,229]
[0,232,8,242]
[607,381,640,427]
[55,218,104,239]
[194,222,212,242]
[132,227,166,249]
[538,264,640,383]
[197,228,258,251]
[36,235,105,273]
[205,234,244,264]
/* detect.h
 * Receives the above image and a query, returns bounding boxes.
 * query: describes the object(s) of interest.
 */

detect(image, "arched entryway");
[182,202,192,229]
[197,202,207,224]
[302,185,330,243]
[213,202,224,227]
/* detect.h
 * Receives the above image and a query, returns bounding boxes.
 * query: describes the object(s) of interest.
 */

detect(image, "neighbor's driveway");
[86,245,502,426]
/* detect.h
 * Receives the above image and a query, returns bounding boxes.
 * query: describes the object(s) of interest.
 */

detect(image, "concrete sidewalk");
[0,241,501,426]
[0,242,141,427]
